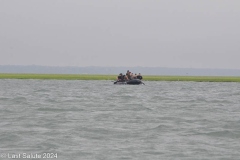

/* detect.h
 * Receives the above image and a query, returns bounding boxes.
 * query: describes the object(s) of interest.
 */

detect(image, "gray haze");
[1,0,240,69]
[1,65,240,76]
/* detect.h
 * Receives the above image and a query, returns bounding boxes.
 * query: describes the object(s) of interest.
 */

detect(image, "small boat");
[114,79,144,85]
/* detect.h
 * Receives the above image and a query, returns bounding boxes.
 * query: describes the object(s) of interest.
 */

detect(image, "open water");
[0,80,240,160]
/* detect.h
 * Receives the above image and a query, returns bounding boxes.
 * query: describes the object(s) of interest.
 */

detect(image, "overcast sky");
[0,0,240,69]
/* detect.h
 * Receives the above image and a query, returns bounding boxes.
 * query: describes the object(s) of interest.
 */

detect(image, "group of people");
[117,70,143,81]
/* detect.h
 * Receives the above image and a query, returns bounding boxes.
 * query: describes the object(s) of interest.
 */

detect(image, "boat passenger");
[127,71,132,80]
[133,73,137,79]
[117,73,123,81]
[137,73,142,80]
[126,70,129,76]
[124,74,129,81]
[126,70,129,77]
[130,73,134,79]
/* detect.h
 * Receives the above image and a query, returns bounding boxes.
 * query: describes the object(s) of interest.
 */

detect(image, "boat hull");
[114,79,143,85]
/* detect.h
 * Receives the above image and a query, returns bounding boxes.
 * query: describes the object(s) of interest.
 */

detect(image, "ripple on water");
[0,80,240,159]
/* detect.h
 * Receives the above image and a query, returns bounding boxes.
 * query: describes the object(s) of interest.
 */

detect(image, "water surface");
[0,80,240,159]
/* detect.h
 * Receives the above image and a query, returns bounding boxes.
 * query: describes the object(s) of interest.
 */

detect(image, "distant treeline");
[0,65,240,76]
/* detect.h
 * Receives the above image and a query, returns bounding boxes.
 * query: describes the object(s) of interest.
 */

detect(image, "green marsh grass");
[0,73,240,82]
[0,74,115,80]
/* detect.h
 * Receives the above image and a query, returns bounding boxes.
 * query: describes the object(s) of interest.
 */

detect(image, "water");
[0,80,240,160]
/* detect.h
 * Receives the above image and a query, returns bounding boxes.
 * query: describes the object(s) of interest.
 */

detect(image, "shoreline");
[0,73,240,82]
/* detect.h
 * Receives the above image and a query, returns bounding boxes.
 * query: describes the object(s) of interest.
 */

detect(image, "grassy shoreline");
[0,73,240,82]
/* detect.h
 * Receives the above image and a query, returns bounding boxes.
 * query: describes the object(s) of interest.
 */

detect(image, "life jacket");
[137,75,142,80]
[122,75,125,80]
[118,75,125,81]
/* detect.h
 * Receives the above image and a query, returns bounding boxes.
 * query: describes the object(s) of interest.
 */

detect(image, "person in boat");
[126,70,129,76]
[124,74,129,81]
[126,70,131,80]
[117,73,128,81]
[131,73,135,79]
[133,73,137,79]
[137,73,143,80]
[117,73,123,81]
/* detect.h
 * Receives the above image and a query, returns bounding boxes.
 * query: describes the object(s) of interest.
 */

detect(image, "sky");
[0,0,240,69]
